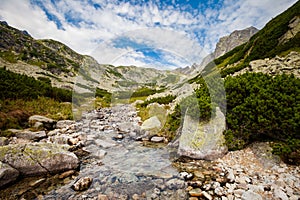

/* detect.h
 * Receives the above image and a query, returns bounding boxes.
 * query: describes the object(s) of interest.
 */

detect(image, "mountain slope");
[0,21,184,93]
[205,0,300,77]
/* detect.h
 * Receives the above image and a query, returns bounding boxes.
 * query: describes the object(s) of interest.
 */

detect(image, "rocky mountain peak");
[214,26,259,59]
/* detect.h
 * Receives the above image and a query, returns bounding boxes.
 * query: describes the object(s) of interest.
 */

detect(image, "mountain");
[177,26,258,75]
[0,21,183,93]
[204,0,300,77]
[200,26,258,70]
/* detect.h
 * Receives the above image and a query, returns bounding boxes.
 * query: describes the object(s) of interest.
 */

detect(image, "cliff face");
[196,26,259,73]
[214,26,259,59]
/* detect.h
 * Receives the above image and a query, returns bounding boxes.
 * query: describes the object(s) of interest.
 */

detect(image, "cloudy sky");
[0,0,297,69]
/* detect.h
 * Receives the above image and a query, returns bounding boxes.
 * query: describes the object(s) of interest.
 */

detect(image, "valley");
[0,1,300,199]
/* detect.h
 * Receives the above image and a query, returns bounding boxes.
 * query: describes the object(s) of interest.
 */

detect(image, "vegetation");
[0,67,73,131]
[139,94,176,108]
[202,1,300,77]
[0,67,72,102]
[0,97,72,131]
[95,88,112,108]
[224,73,300,164]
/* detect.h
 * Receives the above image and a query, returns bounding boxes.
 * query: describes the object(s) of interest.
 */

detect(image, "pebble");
[72,177,93,191]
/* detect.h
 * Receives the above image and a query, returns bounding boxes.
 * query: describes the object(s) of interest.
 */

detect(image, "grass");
[0,97,72,131]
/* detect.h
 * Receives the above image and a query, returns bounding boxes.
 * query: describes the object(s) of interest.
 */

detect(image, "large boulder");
[0,143,79,176]
[141,116,161,132]
[28,115,56,130]
[15,130,46,141]
[0,161,19,188]
[178,107,227,160]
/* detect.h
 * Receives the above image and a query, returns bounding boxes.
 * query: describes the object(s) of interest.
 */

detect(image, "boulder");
[178,107,227,160]
[141,116,161,133]
[0,161,19,188]
[28,115,56,130]
[0,143,79,176]
[15,130,46,141]
[0,137,9,146]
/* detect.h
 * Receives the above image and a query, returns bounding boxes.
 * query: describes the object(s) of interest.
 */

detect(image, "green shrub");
[224,73,300,164]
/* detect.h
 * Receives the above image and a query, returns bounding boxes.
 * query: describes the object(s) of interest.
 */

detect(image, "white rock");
[274,187,288,200]
[241,191,262,200]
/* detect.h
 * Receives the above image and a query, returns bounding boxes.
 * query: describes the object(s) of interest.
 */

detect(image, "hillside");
[202,1,300,77]
[186,1,300,164]
[0,21,183,93]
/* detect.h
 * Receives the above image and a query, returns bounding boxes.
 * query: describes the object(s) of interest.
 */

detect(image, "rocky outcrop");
[0,143,79,176]
[199,26,258,69]
[214,26,258,59]
[233,51,300,78]
[0,161,19,188]
[279,16,300,44]
[28,115,56,130]
[178,107,227,160]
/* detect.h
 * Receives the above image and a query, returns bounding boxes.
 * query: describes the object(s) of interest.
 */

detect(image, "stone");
[95,139,117,148]
[189,188,202,197]
[177,107,227,160]
[141,116,161,131]
[0,161,19,188]
[28,115,56,130]
[132,194,139,200]
[98,194,109,200]
[29,178,46,187]
[166,178,186,189]
[72,177,93,191]
[56,120,75,129]
[15,130,46,141]
[201,191,212,200]
[189,197,199,200]
[274,187,288,200]
[150,136,165,143]
[59,170,76,179]
[227,169,235,183]
[241,191,262,200]
[0,143,79,176]
[0,137,9,146]
[179,171,193,180]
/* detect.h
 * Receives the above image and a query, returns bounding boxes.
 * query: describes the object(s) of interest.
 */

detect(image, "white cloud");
[0,0,298,68]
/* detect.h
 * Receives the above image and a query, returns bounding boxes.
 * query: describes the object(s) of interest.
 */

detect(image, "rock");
[29,178,46,187]
[177,107,227,160]
[141,116,161,132]
[56,120,75,129]
[28,115,56,130]
[179,171,194,180]
[15,130,46,141]
[274,187,288,200]
[241,190,262,200]
[201,191,213,200]
[227,169,235,183]
[150,136,165,143]
[0,137,9,146]
[166,178,186,189]
[0,143,79,176]
[98,194,109,200]
[59,170,76,179]
[189,188,202,197]
[72,177,93,191]
[0,161,19,188]
[95,139,117,148]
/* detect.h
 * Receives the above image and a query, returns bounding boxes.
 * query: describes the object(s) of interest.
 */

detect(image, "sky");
[0,0,297,69]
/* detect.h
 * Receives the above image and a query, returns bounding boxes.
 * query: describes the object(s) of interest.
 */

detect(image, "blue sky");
[0,0,297,69]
